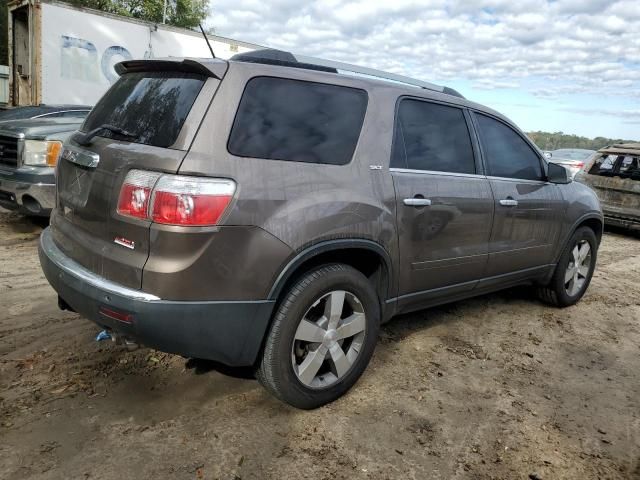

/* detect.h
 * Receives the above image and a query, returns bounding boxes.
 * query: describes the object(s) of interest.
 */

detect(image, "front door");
[391,98,493,312]
[472,112,564,278]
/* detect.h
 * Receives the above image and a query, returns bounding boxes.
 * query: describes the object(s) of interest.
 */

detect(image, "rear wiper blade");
[74,124,138,146]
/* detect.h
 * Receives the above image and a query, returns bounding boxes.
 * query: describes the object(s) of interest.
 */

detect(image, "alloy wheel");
[291,290,366,389]
[564,239,592,297]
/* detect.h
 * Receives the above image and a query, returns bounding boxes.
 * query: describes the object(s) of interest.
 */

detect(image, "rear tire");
[537,226,597,307]
[257,264,380,409]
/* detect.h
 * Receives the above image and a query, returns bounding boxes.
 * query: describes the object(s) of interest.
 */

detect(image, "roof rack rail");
[230,49,464,99]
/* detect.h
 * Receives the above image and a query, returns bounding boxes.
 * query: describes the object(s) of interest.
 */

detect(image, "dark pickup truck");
[0,115,88,215]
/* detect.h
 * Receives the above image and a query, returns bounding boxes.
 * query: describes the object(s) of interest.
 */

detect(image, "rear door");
[391,98,493,312]
[471,112,564,278]
[52,64,218,289]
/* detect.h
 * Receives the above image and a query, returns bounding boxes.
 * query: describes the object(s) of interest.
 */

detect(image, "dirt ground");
[1,208,639,480]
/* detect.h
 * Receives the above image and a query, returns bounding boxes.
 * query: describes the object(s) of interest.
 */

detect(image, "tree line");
[63,0,209,29]
[527,131,638,151]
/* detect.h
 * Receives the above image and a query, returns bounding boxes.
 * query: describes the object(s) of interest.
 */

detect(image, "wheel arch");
[554,213,604,264]
[267,239,394,316]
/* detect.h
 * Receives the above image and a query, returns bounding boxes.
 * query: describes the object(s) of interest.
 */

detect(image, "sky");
[207,0,640,140]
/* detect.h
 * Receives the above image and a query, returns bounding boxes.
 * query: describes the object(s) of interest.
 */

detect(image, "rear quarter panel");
[178,62,400,300]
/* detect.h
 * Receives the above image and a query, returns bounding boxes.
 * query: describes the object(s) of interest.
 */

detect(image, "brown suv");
[39,51,603,409]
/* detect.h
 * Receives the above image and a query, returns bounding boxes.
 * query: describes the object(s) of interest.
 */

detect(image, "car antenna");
[199,24,216,58]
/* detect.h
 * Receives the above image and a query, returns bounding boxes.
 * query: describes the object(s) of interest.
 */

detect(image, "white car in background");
[544,148,596,178]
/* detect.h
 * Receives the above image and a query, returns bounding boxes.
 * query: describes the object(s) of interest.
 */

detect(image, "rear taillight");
[117,170,161,220]
[151,176,235,226]
[117,170,236,226]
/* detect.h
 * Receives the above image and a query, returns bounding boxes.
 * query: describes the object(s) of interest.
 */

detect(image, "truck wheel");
[537,227,597,307]
[257,264,380,409]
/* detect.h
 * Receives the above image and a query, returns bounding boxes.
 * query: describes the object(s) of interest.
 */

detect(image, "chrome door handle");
[403,198,432,207]
[499,199,518,207]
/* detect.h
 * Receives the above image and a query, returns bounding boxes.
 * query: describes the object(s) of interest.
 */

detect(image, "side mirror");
[547,162,572,184]
[543,151,552,159]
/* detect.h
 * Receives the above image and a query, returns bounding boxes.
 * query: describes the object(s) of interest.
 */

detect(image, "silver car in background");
[545,148,596,178]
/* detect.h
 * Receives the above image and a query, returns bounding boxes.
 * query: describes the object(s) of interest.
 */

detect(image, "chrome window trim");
[485,175,551,185]
[389,167,485,179]
[389,168,553,185]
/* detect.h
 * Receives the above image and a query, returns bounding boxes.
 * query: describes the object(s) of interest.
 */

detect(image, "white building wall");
[40,3,257,105]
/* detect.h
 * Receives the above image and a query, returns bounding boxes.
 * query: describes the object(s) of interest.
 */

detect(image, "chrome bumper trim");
[0,173,56,210]
[40,227,161,302]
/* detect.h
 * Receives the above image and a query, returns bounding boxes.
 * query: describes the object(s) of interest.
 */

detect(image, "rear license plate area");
[58,158,94,209]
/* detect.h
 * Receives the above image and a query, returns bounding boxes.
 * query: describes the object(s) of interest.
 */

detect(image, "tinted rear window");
[391,98,475,174]
[228,77,368,165]
[589,154,640,179]
[82,71,205,148]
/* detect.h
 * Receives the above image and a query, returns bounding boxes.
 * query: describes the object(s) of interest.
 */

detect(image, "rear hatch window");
[54,68,211,290]
[81,71,205,148]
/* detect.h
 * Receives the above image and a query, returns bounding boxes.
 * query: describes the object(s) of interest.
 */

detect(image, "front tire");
[537,226,598,307]
[257,264,380,409]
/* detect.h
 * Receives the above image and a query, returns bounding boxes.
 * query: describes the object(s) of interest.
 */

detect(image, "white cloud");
[553,0,613,15]
[208,0,640,108]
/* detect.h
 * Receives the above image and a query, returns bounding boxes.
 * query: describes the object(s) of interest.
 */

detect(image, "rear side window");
[619,156,640,179]
[391,99,475,174]
[589,154,618,176]
[475,114,543,181]
[589,154,640,179]
[82,71,205,148]
[228,77,368,165]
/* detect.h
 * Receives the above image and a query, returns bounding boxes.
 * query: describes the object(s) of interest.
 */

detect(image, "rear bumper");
[0,167,55,215]
[38,227,275,366]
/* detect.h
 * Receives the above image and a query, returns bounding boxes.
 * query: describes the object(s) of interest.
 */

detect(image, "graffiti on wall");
[60,36,135,83]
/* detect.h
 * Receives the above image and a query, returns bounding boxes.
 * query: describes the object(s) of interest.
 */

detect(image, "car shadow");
[184,357,257,380]
[183,286,537,383]
[379,285,534,345]
[604,224,640,239]
[0,207,48,232]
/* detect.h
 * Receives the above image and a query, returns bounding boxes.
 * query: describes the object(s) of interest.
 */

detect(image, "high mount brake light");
[117,170,236,226]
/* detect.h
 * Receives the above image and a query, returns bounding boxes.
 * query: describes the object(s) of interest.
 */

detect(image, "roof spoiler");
[114,59,223,79]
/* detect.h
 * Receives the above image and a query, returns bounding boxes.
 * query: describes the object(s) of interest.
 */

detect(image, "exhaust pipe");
[58,295,76,312]
[95,329,140,351]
